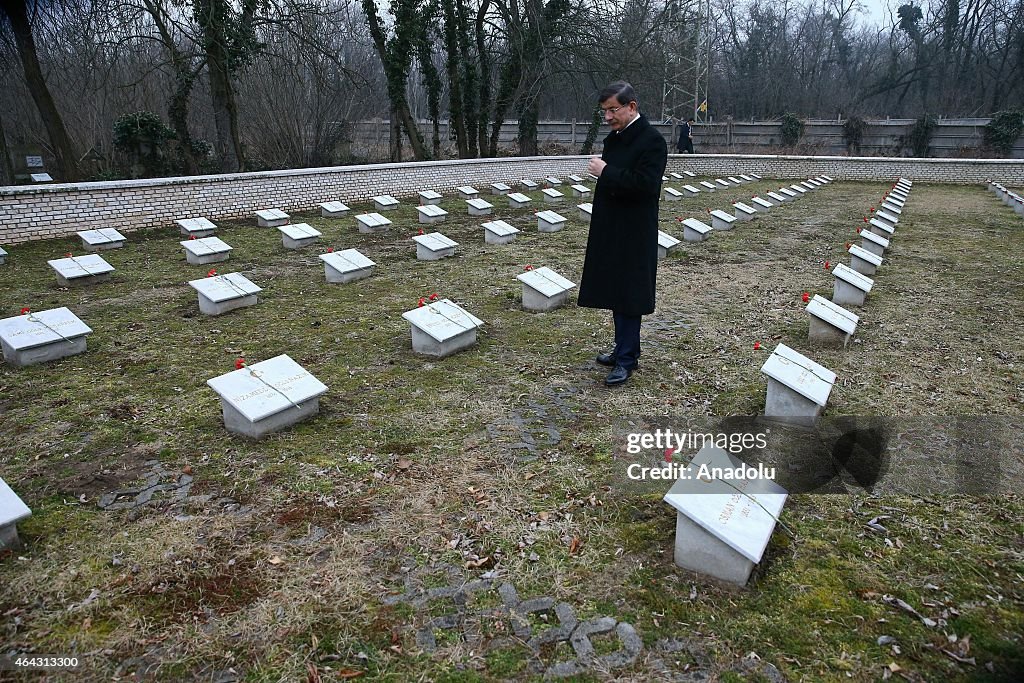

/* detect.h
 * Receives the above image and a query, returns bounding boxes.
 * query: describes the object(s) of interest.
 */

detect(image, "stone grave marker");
[789,184,808,195]
[48,254,114,286]
[663,444,788,586]
[372,195,400,211]
[418,190,443,205]
[800,181,816,190]
[806,295,858,347]
[684,171,697,177]
[279,223,321,249]
[880,202,903,215]
[820,175,833,181]
[848,244,883,276]
[868,218,894,237]
[765,192,786,205]
[751,196,773,211]
[482,219,519,245]
[831,263,873,307]
[664,187,684,201]
[874,210,898,228]
[709,209,736,230]
[682,185,701,197]
[542,187,565,204]
[0,307,92,366]
[0,246,6,265]
[662,175,669,182]
[577,203,593,221]
[657,230,681,259]
[412,231,458,260]
[402,298,484,357]
[78,228,126,251]
[860,229,889,257]
[490,182,511,195]
[517,266,576,311]
[760,343,836,425]
[536,210,568,232]
[177,217,217,238]
[715,179,730,188]
[670,172,684,180]
[740,174,754,182]
[30,173,52,182]
[0,478,31,550]
[727,176,743,184]
[508,192,532,209]
[181,236,232,265]
[521,179,539,190]
[732,202,757,221]
[699,181,717,192]
[571,184,590,198]
[544,176,561,186]
[778,188,798,201]
[467,198,494,216]
[681,218,712,242]
[207,354,328,439]
[256,208,289,227]
[320,248,375,284]
[807,179,823,187]
[416,204,448,225]
[888,192,907,205]
[457,186,479,200]
[567,174,585,183]
[320,201,350,218]
[189,271,262,315]
[356,212,392,233]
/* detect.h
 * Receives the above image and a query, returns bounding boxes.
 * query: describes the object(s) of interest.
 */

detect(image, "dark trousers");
[678,139,694,154]
[612,312,642,369]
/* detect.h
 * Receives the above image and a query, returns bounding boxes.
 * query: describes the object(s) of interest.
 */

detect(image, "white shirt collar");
[620,113,640,132]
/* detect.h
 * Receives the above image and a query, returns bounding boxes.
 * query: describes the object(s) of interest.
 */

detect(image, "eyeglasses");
[602,105,627,115]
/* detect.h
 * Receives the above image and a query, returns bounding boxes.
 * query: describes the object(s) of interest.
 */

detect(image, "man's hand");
[587,157,607,177]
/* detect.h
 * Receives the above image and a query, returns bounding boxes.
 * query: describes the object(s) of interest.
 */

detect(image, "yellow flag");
[698,100,708,112]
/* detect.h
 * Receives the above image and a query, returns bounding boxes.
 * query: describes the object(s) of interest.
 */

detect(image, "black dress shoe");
[604,365,634,386]
[596,352,616,366]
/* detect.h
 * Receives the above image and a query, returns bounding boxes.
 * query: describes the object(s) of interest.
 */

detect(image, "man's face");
[600,97,636,131]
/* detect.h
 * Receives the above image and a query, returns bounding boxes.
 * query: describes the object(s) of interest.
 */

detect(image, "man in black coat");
[578,81,668,386]
[677,117,695,154]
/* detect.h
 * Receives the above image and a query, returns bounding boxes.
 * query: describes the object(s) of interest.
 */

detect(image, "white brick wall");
[1,154,1022,244]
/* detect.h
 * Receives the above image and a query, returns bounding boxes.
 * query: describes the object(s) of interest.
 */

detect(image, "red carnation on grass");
[824,260,831,269]
[429,293,438,301]
[65,252,73,257]
[234,358,246,370]
[189,235,196,240]
[524,264,534,271]
[856,227,862,233]
[801,292,809,303]
[207,268,217,277]
[326,247,334,253]
[417,297,426,307]
[20,307,30,314]
[754,341,762,350]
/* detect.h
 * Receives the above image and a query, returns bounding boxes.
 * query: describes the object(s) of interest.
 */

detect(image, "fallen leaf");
[268,556,284,565]
[396,458,411,470]
[569,536,581,554]
[338,670,365,679]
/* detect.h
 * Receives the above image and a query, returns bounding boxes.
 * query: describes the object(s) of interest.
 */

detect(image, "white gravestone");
[418,190,443,205]
[372,195,399,211]
[778,188,798,201]
[0,307,92,367]
[279,223,321,249]
[0,246,7,265]
[517,266,576,311]
[709,209,736,230]
[0,478,31,550]
[482,219,520,245]
[30,173,52,182]
[733,202,757,221]
[874,210,898,228]
[571,184,590,198]
[177,217,217,238]
[78,228,126,251]
[789,184,808,195]
[740,174,754,182]
[670,172,684,180]
[715,179,730,188]
[820,174,833,181]
[657,231,681,259]
[751,173,763,180]
[806,295,859,347]
[897,177,912,186]
[887,194,907,207]
[577,203,593,221]
[207,354,327,439]
[663,444,788,586]
[699,181,717,192]
[181,236,232,265]
[256,208,289,227]
[457,185,479,199]
[466,198,494,216]
[412,231,458,260]
[848,244,883,276]
[832,263,873,307]
[815,176,830,183]
[868,218,894,238]
[508,192,532,209]
[535,210,567,233]
[542,188,565,204]
[682,185,701,197]
[544,176,561,186]
[765,192,785,205]
[751,196,773,211]
[880,202,903,216]
[664,187,684,201]
[567,174,584,183]
[860,229,889,257]
[48,254,114,286]
[807,179,823,187]
[681,218,712,242]
[320,201,350,218]
[684,170,697,177]
[662,175,670,182]
[189,272,262,316]
[490,182,511,195]
[520,179,539,190]
[356,212,392,233]
[402,299,484,357]
[416,204,448,224]
[760,343,836,425]
[320,248,375,284]
[727,176,743,185]
[800,181,816,190]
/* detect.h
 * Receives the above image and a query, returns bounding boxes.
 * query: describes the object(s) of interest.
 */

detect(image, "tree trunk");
[1,0,80,181]
[0,112,14,185]
[441,0,469,157]
[196,0,246,172]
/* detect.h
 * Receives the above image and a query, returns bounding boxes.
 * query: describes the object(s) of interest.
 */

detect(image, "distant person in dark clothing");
[677,117,695,154]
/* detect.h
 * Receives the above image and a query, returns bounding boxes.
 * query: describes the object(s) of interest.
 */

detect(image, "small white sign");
[25,155,43,168]
[30,173,52,182]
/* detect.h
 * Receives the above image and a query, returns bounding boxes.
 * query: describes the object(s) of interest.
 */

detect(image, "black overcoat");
[577,114,668,315]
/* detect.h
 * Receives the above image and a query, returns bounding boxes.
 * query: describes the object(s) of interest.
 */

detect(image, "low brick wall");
[1,154,1022,245]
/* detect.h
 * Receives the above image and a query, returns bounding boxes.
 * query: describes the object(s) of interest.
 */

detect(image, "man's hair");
[598,81,637,106]
[687,117,695,122]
